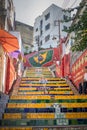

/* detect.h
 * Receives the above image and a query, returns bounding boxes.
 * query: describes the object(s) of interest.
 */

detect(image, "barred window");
[45,13,50,20]
[45,35,50,42]
[45,23,50,31]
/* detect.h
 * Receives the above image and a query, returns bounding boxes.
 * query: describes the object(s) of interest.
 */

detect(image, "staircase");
[0,92,9,119]
[0,67,87,130]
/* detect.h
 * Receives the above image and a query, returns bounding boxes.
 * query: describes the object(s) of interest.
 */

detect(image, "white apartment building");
[33,4,71,51]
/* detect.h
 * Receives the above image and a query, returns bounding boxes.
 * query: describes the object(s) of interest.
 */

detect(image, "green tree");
[24,46,29,55]
[64,7,87,51]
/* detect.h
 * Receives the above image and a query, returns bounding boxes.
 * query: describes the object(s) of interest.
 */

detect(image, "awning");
[0,30,19,52]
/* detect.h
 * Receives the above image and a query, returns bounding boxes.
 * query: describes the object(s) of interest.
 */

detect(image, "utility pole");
[54,20,61,41]
[36,35,40,52]
[54,20,62,67]
[37,35,39,52]
[58,20,61,41]
[36,35,40,60]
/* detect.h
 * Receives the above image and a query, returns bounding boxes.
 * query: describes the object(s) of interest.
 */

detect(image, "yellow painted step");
[10,95,87,100]
[65,112,87,119]
[21,77,64,80]
[3,113,55,119]
[18,91,44,94]
[7,103,52,108]
[20,84,68,86]
[55,95,87,99]
[7,103,87,108]
[18,91,73,95]
[26,113,55,119]
[49,91,73,94]
[3,113,21,119]
[19,87,70,91]
[10,95,51,100]
[61,103,87,108]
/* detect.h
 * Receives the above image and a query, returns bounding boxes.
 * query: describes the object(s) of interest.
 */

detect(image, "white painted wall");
[34,4,71,50]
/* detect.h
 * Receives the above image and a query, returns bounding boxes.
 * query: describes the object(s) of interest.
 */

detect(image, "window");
[40,40,42,46]
[45,35,50,42]
[40,20,43,29]
[40,30,43,36]
[63,15,68,21]
[45,23,50,31]
[45,13,50,20]
[35,36,39,42]
[36,28,38,32]
[63,25,67,31]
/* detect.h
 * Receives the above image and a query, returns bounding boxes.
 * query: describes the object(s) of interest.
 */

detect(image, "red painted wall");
[71,50,87,88]
[63,53,70,77]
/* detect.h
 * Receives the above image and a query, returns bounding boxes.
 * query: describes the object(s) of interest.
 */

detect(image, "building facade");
[34,4,71,51]
[0,0,16,93]
[0,0,15,30]
[15,21,33,53]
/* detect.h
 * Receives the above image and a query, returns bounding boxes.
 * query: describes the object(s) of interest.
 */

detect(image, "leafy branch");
[63,5,87,52]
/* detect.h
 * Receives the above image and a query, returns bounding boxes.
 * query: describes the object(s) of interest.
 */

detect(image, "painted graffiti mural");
[24,48,59,67]
[72,50,87,88]
[29,50,53,67]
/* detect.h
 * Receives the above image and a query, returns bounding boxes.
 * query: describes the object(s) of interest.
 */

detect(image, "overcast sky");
[13,0,82,26]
